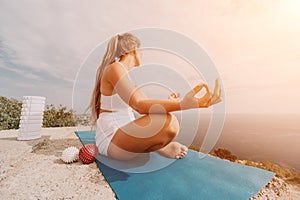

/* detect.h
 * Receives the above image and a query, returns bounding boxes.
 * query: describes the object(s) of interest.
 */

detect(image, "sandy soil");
[0,127,116,200]
[0,127,299,199]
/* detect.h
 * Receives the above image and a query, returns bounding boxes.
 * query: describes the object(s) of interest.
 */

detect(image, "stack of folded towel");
[18,96,46,140]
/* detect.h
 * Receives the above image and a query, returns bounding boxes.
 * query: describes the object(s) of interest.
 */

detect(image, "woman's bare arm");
[128,85,214,114]
[107,63,220,114]
[131,98,182,114]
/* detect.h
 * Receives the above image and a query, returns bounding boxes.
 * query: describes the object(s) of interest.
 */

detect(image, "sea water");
[176,112,300,171]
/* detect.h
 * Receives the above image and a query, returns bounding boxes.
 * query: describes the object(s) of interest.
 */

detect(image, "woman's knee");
[164,113,179,139]
[143,113,179,140]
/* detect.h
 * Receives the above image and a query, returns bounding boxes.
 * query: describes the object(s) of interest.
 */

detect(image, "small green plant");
[188,144,201,152]
[245,160,298,179]
[0,96,22,130]
[211,148,238,162]
[0,96,76,130]
[43,104,76,127]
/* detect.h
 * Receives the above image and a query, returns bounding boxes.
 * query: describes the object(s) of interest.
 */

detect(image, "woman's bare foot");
[156,142,188,159]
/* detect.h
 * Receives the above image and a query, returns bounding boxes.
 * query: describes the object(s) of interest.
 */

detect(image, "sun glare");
[277,0,300,19]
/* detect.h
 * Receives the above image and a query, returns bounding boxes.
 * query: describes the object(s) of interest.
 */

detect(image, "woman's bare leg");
[107,113,188,161]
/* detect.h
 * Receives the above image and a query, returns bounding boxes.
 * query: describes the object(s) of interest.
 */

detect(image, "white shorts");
[95,108,135,156]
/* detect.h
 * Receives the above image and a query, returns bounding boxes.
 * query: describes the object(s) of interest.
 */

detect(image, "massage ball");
[61,146,79,164]
[79,144,99,164]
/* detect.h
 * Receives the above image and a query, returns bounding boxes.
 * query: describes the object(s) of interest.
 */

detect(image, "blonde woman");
[87,33,222,161]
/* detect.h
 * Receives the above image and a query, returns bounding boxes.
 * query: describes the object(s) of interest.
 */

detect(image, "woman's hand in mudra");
[211,78,222,105]
[181,79,222,109]
[168,92,181,102]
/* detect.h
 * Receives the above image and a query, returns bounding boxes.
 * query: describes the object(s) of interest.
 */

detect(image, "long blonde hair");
[86,33,141,127]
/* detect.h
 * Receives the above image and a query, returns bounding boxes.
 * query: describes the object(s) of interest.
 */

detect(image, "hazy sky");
[0,0,299,114]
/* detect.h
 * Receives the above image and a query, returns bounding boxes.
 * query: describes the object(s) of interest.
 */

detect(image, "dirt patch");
[27,136,83,157]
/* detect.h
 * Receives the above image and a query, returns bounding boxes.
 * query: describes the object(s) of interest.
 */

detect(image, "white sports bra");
[100,61,133,111]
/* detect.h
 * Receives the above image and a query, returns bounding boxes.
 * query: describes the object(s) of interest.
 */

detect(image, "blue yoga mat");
[75,130,274,200]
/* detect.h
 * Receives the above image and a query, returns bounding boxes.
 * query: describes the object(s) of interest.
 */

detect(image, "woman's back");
[100,61,132,111]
